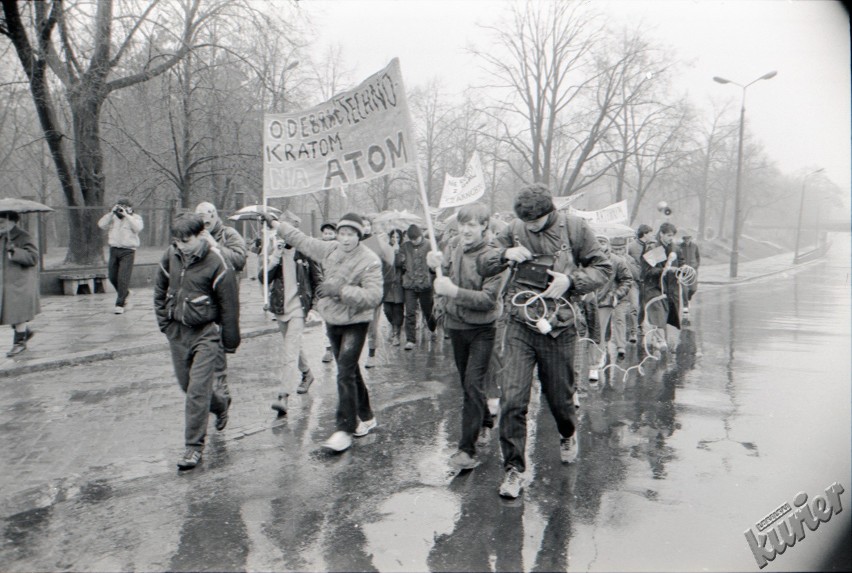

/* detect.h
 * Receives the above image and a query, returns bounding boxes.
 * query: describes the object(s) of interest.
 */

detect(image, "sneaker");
[270,393,288,417]
[322,430,353,452]
[498,468,524,498]
[477,426,493,447]
[297,371,314,394]
[322,349,334,363]
[177,448,202,470]
[114,306,125,314]
[215,398,231,431]
[354,418,377,437]
[616,348,626,361]
[391,334,400,346]
[449,450,480,470]
[588,369,599,382]
[404,341,415,350]
[6,342,26,357]
[560,435,579,464]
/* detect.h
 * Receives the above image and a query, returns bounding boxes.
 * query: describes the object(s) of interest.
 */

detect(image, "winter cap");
[407,224,423,240]
[195,201,218,217]
[513,183,555,222]
[320,221,337,233]
[337,212,365,238]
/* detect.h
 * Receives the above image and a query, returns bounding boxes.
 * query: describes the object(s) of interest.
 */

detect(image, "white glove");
[541,269,571,299]
[504,245,533,263]
[433,276,459,298]
[426,250,444,270]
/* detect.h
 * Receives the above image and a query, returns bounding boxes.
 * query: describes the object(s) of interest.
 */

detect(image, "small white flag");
[439,152,486,208]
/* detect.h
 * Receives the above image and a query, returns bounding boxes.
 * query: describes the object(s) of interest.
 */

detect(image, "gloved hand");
[433,276,459,298]
[316,278,343,298]
[541,269,570,299]
[504,245,533,263]
[426,250,444,270]
[259,211,279,229]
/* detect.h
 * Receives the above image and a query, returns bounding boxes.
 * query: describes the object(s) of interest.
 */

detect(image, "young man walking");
[399,224,437,349]
[426,204,508,470]
[98,198,143,314]
[154,214,240,470]
[479,184,612,498]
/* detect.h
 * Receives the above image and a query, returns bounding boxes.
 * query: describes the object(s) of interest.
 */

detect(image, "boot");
[365,348,376,368]
[6,329,30,357]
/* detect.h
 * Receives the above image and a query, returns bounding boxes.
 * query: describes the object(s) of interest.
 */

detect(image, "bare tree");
[0,0,221,264]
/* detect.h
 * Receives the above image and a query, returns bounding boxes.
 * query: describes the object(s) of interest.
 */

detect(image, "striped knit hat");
[337,212,365,239]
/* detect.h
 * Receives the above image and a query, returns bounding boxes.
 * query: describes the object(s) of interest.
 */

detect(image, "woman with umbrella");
[0,209,40,356]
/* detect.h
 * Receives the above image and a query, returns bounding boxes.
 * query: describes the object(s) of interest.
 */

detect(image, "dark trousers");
[326,322,373,433]
[382,301,404,331]
[167,322,229,450]
[404,288,436,342]
[108,246,135,306]
[448,326,496,456]
[499,319,578,473]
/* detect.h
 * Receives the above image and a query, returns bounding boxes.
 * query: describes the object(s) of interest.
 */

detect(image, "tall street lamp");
[713,70,778,278]
[793,168,824,263]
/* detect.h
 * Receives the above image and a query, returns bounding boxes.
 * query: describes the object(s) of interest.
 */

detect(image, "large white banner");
[568,200,629,225]
[263,58,414,197]
[439,152,486,208]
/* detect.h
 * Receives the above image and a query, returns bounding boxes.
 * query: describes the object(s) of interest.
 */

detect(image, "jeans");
[598,299,630,350]
[366,305,383,350]
[499,319,578,473]
[404,288,436,342]
[108,246,135,306]
[448,326,496,456]
[326,322,373,433]
[167,322,229,450]
[382,301,404,332]
[276,316,310,396]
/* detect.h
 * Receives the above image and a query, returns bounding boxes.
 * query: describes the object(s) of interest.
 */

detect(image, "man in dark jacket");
[154,214,240,470]
[679,234,700,315]
[478,184,612,498]
[426,203,509,470]
[399,224,437,349]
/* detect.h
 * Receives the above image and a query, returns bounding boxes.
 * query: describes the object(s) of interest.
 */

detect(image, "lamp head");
[713,76,731,84]
[760,70,778,80]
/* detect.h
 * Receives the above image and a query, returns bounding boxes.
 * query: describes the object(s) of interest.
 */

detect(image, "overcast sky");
[302,0,850,194]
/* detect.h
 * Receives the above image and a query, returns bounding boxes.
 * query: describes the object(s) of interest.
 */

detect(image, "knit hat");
[406,224,423,240]
[337,213,365,239]
[513,183,555,222]
[320,221,337,233]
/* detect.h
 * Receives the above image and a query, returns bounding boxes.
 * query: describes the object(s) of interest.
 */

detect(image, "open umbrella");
[372,209,424,231]
[228,204,282,221]
[589,222,635,239]
[0,198,53,213]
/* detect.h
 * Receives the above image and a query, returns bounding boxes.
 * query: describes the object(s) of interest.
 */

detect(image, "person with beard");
[154,214,240,470]
[263,212,383,453]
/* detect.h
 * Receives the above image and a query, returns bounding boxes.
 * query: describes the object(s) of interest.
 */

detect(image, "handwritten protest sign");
[263,58,414,197]
[439,152,486,208]
[568,200,629,225]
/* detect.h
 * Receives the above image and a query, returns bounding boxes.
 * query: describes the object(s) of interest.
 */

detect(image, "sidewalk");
[0,250,816,378]
[0,276,280,378]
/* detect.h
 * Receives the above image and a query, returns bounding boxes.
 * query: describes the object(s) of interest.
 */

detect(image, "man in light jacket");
[98,197,143,314]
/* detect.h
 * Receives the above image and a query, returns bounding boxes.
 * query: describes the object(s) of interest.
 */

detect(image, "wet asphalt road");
[2,236,850,572]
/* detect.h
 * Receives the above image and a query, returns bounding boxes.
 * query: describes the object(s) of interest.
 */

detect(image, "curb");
[0,326,280,378]
[699,257,821,286]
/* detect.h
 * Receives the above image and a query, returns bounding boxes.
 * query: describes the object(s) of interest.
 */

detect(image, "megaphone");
[657,201,672,217]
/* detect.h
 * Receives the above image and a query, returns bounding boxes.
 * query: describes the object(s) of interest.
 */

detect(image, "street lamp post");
[793,168,824,263]
[713,70,777,278]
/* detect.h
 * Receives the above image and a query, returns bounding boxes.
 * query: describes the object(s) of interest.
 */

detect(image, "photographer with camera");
[98,198,143,314]
[478,184,612,498]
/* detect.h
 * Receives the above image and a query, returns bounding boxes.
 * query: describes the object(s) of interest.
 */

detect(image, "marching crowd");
[144,183,699,499]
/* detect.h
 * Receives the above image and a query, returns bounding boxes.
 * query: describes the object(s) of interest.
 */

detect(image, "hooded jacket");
[154,241,241,351]
[276,223,383,325]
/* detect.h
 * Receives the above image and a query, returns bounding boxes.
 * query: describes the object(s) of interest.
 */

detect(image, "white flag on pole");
[439,152,486,208]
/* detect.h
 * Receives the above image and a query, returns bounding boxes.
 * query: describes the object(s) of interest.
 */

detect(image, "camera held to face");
[113,204,132,218]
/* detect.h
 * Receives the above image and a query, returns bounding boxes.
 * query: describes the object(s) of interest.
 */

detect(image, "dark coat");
[399,239,435,291]
[640,240,682,330]
[0,225,40,325]
[260,248,320,316]
[154,242,241,351]
[383,251,405,304]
